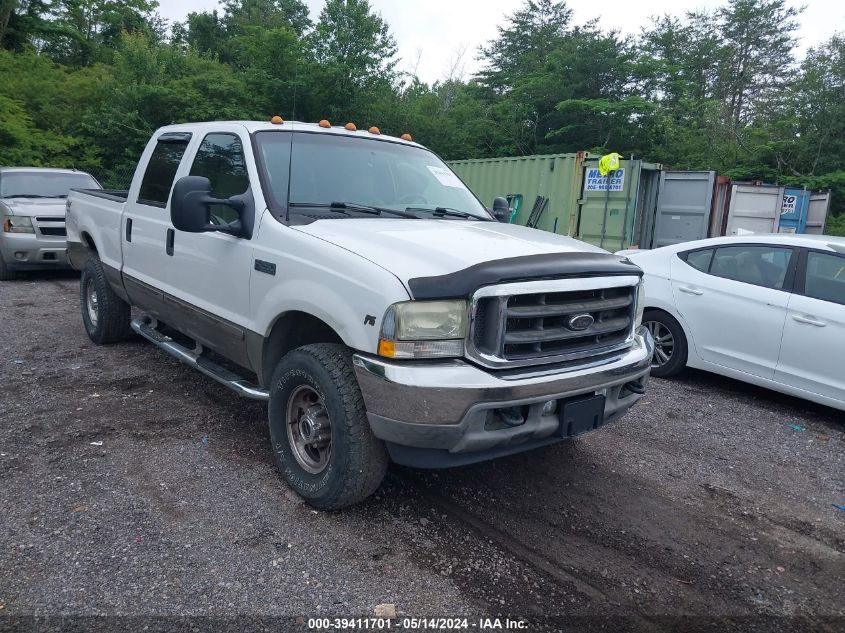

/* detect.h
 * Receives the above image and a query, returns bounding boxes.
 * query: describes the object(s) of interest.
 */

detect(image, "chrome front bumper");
[353,326,654,467]
[0,231,69,270]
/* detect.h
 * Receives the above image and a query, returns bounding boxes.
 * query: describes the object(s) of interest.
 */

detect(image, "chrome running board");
[131,318,269,401]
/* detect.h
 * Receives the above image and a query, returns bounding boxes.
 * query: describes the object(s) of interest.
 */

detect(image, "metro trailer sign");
[585,168,625,192]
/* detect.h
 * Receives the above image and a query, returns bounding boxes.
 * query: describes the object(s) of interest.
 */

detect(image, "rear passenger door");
[775,250,845,403]
[669,243,796,378]
[122,131,191,298]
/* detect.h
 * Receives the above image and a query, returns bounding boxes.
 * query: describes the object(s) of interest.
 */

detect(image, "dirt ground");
[1,274,843,632]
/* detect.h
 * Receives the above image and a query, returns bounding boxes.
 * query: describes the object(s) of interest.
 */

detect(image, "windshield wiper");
[5,194,52,199]
[290,201,417,219]
[405,206,484,220]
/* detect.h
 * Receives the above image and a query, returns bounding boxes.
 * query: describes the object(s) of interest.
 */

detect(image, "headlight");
[635,280,645,327]
[378,300,467,359]
[2,215,34,233]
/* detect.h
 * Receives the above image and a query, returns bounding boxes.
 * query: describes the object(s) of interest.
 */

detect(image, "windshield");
[0,171,100,199]
[255,131,491,220]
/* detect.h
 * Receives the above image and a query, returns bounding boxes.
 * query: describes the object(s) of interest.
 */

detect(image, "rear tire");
[643,309,688,378]
[268,343,388,510]
[80,257,131,344]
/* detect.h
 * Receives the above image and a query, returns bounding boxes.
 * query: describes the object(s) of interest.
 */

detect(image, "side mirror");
[170,175,245,235]
[492,197,510,223]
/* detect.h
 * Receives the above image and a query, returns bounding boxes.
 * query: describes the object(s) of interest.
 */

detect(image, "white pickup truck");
[66,120,653,509]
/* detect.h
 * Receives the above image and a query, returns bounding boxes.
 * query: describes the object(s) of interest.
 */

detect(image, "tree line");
[1,0,843,231]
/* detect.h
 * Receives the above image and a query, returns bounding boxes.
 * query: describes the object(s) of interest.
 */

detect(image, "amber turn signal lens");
[319,119,331,128]
[344,122,357,131]
[377,339,396,358]
[400,133,412,141]
[368,126,380,135]
[270,115,283,124]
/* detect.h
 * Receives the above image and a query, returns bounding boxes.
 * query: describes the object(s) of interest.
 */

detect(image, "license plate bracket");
[557,394,606,438]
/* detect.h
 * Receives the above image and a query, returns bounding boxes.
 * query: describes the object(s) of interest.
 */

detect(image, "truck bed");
[66,188,128,274]
[70,188,129,202]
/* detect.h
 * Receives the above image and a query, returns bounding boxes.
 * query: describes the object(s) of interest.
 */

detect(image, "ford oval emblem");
[567,313,594,331]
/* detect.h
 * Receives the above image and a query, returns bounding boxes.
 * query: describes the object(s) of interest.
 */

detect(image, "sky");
[156,0,845,84]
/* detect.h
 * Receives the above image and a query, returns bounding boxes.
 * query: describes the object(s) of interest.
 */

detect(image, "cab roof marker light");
[345,122,357,131]
[400,133,412,141]
[270,116,284,124]
[368,126,380,135]
[319,119,331,128]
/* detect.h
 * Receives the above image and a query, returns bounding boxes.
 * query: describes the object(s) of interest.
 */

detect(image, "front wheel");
[0,256,18,281]
[80,257,131,344]
[643,309,688,378]
[268,343,388,510]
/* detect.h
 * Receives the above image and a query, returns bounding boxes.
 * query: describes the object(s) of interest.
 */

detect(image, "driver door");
[166,127,257,366]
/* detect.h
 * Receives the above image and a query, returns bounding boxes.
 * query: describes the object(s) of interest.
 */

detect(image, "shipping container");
[642,171,716,249]
[448,153,664,250]
[777,188,811,234]
[806,191,831,235]
[448,153,590,234]
[721,183,831,236]
[573,157,663,251]
[725,183,784,235]
[710,176,733,237]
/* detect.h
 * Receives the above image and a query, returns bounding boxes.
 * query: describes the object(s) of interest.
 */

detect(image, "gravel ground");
[1,274,843,632]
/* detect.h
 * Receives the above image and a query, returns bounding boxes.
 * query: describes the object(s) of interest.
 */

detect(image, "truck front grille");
[39,227,66,236]
[469,279,638,368]
[35,217,66,237]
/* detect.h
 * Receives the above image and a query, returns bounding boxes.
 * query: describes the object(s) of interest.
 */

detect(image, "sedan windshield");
[255,131,491,220]
[0,171,100,198]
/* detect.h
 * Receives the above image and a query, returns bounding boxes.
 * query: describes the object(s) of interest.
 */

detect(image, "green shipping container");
[449,153,662,251]
[448,153,591,235]
[575,157,662,252]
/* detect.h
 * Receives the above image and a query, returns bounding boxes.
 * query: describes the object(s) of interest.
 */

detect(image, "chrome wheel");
[285,385,332,474]
[645,320,674,368]
[85,279,99,327]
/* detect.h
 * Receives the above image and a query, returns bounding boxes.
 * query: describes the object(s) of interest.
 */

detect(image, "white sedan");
[621,234,845,411]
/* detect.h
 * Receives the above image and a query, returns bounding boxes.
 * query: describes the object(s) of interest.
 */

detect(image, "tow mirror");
[492,197,510,223]
[170,175,246,235]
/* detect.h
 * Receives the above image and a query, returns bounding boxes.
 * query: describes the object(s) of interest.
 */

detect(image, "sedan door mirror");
[170,175,246,236]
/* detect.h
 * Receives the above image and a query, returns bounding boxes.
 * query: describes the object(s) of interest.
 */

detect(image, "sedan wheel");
[645,320,674,368]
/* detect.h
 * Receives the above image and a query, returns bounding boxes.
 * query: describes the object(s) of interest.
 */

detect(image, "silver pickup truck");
[66,120,653,509]
[0,167,101,280]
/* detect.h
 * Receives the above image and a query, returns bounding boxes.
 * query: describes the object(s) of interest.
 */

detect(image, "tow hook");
[623,380,646,396]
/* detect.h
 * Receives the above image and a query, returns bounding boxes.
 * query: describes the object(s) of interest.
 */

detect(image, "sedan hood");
[294,218,619,292]
[1,197,67,218]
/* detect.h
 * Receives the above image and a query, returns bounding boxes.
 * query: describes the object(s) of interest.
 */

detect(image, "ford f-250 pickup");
[66,120,653,509]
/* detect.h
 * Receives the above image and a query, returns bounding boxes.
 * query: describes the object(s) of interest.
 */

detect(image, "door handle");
[678,286,704,296]
[166,228,174,256]
[792,314,826,327]
[125,218,132,242]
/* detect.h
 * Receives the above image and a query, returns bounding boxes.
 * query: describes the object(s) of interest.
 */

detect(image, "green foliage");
[0,0,841,226]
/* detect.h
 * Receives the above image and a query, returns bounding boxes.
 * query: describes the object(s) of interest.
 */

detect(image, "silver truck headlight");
[2,215,34,233]
[635,280,645,327]
[378,300,467,359]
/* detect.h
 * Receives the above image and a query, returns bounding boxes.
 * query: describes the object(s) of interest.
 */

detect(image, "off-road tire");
[0,256,18,281]
[80,256,131,344]
[644,309,688,378]
[268,343,388,510]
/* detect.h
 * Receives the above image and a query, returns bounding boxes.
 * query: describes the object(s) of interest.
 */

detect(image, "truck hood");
[1,197,67,218]
[294,218,615,291]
